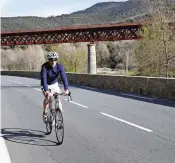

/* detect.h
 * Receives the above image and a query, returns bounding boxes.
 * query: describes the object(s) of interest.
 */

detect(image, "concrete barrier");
[1,71,40,78]
[1,71,175,100]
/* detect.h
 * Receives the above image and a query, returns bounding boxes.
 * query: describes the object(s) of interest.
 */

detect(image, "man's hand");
[44,91,51,97]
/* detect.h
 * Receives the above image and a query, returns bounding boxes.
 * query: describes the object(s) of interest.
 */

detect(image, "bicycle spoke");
[55,109,64,145]
[45,108,52,134]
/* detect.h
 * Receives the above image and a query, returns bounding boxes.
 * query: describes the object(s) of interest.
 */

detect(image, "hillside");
[1,0,151,32]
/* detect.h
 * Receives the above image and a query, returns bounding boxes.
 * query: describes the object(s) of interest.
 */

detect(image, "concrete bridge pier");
[87,43,97,74]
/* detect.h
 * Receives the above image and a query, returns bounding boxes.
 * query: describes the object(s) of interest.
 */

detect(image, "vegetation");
[134,0,175,77]
[1,0,175,77]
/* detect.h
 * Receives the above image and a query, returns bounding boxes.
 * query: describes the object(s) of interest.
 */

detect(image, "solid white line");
[0,134,11,163]
[100,112,153,133]
[65,99,88,108]
[33,88,42,92]
[120,93,154,100]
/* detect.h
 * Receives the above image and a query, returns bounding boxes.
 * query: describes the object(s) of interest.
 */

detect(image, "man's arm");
[59,64,69,91]
[41,66,49,91]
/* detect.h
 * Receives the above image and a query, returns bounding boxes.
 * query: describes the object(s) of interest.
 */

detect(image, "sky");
[1,0,127,17]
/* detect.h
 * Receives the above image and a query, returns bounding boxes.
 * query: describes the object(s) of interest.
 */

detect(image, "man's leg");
[58,99,63,112]
[43,97,49,113]
[54,86,63,112]
[42,91,49,122]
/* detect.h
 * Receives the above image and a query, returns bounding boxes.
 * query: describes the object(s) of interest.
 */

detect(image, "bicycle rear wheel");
[55,108,64,145]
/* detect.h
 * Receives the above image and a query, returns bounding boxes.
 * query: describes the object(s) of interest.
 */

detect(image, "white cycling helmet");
[47,52,59,59]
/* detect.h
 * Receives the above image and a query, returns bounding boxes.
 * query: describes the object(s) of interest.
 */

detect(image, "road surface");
[1,75,175,163]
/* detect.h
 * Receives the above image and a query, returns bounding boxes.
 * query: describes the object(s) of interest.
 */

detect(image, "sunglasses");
[48,58,57,61]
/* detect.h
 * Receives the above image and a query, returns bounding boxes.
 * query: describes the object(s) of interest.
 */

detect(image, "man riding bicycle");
[40,52,69,123]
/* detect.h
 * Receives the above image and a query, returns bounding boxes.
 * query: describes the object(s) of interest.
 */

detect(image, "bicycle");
[44,89,72,145]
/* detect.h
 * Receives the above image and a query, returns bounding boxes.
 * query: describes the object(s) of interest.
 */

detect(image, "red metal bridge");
[1,23,143,46]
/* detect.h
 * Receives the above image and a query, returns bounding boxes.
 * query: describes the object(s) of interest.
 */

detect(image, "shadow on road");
[1,128,59,146]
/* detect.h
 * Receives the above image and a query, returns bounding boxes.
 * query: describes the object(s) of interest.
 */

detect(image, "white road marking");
[24,84,31,87]
[10,80,89,110]
[33,88,42,92]
[11,80,42,91]
[100,112,153,133]
[65,99,88,108]
[0,134,11,163]
[13,80,23,84]
[11,80,32,88]
[120,93,154,100]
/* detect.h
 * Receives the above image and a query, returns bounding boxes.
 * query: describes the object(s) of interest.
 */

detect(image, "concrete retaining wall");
[1,71,175,100]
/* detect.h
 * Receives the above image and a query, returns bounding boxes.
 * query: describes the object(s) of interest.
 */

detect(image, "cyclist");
[40,52,69,123]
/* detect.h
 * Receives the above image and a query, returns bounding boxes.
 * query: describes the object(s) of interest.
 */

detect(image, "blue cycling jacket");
[40,62,69,91]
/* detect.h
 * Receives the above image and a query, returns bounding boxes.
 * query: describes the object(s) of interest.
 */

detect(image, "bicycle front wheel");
[46,108,52,135]
[55,108,64,145]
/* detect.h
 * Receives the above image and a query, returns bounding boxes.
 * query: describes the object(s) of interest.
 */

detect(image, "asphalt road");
[1,75,175,163]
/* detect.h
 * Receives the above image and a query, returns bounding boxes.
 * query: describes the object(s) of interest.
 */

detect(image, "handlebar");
[48,89,72,101]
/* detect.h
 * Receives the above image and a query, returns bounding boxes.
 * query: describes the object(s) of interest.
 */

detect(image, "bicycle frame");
[45,90,72,144]
[48,94,60,113]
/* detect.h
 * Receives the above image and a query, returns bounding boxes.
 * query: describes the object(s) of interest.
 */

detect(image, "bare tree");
[134,0,175,77]
[96,43,110,68]
[1,45,45,71]
[47,43,88,73]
